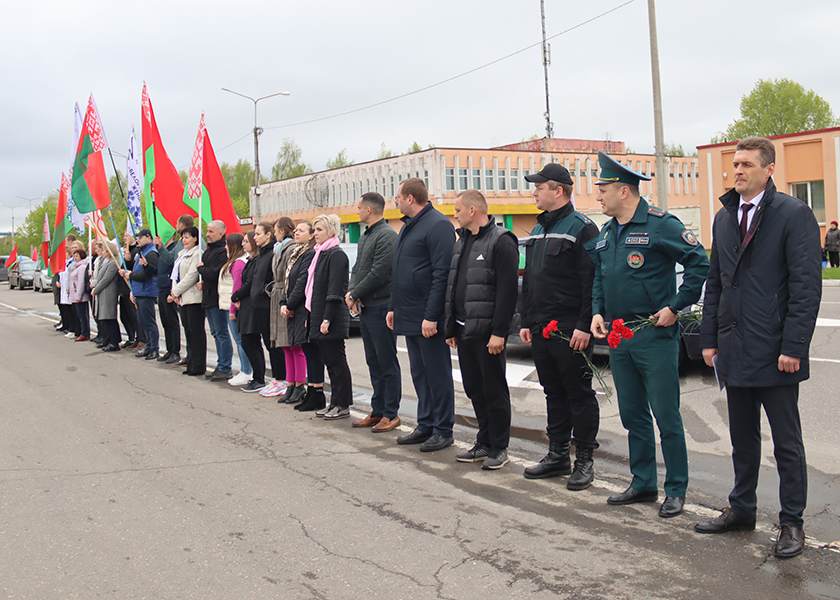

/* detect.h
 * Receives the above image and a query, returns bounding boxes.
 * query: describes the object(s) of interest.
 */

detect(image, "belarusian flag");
[141,83,193,242]
[67,102,86,233]
[49,173,72,274]
[183,113,243,234]
[31,248,38,263]
[5,244,19,269]
[72,94,111,214]
[41,213,51,274]
[86,210,108,241]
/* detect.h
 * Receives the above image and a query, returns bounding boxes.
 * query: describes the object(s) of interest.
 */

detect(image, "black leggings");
[317,339,352,408]
[241,307,285,384]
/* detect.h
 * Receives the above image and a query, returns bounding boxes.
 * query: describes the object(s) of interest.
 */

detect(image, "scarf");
[304,236,340,312]
[285,241,310,289]
[274,237,293,256]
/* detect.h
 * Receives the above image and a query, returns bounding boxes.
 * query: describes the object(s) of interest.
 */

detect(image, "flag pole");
[106,147,137,239]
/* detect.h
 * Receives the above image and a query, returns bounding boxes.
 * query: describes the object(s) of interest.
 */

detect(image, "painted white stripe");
[816,317,840,327]
[527,232,577,243]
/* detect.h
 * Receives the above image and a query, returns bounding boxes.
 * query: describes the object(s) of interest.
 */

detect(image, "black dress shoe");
[135,347,151,357]
[659,496,685,518]
[774,524,805,558]
[165,354,181,364]
[607,486,658,505]
[205,368,219,379]
[419,434,454,452]
[694,507,756,534]
[101,344,121,352]
[173,357,189,367]
[145,351,160,361]
[157,352,172,362]
[396,428,432,445]
[120,340,134,349]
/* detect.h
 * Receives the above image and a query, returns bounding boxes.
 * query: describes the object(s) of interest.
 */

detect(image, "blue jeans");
[205,306,233,372]
[136,296,159,352]
[360,304,402,419]
[228,313,252,375]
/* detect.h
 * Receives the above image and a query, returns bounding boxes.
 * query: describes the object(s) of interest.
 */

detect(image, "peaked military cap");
[595,151,651,186]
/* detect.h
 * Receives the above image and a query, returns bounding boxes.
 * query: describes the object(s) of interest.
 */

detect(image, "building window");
[485,169,494,191]
[522,170,531,190]
[445,168,455,191]
[424,170,429,187]
[473,169,481,189]
[791,180,826,223]
[459,168,468,190]
[498,169,506,191]
[510,169,519,190]
[390,176,395,197]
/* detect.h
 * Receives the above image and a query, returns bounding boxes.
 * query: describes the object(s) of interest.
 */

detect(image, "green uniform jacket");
[589,198,709,320]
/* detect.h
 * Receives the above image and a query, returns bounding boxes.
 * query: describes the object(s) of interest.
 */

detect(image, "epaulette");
[575,212,595,226]
[647,205,666,217]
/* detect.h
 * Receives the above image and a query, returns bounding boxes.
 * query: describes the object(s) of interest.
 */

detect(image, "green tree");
[326,149,354,170]
[406,141,423,154]
[712,78,838,142]
[219,159,255,217]
[12,194,58,258]
[662,143,685,157]
[270,138,312,181]
[375,142,394,160]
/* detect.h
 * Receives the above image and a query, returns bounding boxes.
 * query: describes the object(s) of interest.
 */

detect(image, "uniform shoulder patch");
[681,229,699,246]
[647,206,666,217]
[575,212,595,226]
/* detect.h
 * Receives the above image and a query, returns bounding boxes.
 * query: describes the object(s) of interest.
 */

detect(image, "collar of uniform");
[538,202,574,229]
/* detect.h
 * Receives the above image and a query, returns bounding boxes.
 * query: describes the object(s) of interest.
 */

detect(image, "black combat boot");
[523,440,571,479]
[296,387,326,412]
[566,447,594,490]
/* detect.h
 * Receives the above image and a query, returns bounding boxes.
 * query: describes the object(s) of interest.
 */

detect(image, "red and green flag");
[49,173,72,274]
[141,83,194,242]
[71,94,111,214]
[183,113,242,235]
[40,213,51,273]
[4,244,19,269]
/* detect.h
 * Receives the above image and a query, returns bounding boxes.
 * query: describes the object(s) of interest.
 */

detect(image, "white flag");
[67,102,86,233]
[126,126,143,234]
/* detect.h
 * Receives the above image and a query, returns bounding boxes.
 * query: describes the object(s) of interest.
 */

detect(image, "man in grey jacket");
[346,192,402,432]
[697,137,822,559]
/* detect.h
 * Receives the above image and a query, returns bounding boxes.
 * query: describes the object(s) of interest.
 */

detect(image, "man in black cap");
[519,163,601,489]
[589,151,708,518]
[120,228,160,360]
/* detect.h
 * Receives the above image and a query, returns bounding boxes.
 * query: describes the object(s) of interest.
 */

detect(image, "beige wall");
[698,128,840,248]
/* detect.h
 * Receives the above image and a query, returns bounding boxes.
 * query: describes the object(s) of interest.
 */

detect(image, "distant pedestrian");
[824,220,840,267]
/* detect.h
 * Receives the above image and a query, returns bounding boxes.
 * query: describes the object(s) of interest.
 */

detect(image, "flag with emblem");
[49,173,73,273]
[71,94,112,214]
[141,83,193,243]
[126,126,143,235]
[86,210,109,241]
[182,113,242,234]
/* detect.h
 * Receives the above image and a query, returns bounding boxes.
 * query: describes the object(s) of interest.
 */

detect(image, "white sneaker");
[228,372,251,387]
[259,381,287,397]
[64,331,76,338]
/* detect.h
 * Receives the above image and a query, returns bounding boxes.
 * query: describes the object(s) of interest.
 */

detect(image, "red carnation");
[621,328,634,340]
[542,320,559,338]
[607,331,622,349]
[612,318,625,330]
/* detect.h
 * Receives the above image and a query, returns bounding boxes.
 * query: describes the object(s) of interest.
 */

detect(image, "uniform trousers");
[530,325,599,450]
[181,303,206,376]
[456,329,511,449]
[158,289,181,354]
[405,332,455,438]
[726,384,807,529]
[610,325,688,497]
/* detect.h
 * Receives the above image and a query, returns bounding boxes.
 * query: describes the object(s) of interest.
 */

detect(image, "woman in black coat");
[282,221,324,411]
[232,223,285,393]
[305,214,351,420]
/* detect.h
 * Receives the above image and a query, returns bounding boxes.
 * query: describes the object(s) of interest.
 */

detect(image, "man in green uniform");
[589,151,708,518]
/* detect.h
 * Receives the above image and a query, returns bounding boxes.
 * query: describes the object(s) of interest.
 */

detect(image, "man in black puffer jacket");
[444,190,518,470]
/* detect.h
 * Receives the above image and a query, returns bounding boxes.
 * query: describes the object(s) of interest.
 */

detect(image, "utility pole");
[221,88,291,218]
[647,0,668,210]
[540,0,553,139]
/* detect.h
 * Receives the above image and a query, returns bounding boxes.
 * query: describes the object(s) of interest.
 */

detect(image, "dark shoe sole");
[419,438,454,452]
[567,479,594,491]
[456,456,488,463]
[607,493,658,506]
[523,468,571,480]
[694,523,756,534]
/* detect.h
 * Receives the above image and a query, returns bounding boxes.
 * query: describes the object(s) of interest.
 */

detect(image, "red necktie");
[740,203,754,241]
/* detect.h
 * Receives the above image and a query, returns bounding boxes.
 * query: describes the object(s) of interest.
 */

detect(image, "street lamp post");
[0,202,27,246]
[221,88,291,199]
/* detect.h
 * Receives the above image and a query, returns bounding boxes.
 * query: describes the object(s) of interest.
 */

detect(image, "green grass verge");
[823,267,840,279]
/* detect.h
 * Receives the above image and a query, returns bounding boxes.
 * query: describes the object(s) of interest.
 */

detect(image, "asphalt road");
[1,282,839,599]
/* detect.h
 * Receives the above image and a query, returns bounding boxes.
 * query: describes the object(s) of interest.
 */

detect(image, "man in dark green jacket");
[346,192,402,433]
[590,151,708,519]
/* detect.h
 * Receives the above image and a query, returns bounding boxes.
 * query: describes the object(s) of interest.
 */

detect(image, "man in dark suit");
[387,178,456,453]
[697,137,822,559]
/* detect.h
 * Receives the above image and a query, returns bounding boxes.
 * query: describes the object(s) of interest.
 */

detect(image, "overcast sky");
[2,0,839,232]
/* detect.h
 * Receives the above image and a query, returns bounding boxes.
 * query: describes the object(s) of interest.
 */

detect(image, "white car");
[32,267,52,293]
